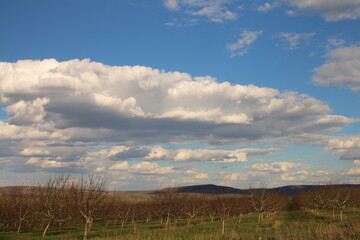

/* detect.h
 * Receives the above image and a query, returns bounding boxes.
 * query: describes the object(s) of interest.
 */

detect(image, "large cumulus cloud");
[0,59,354,146]
[0,58,356,181]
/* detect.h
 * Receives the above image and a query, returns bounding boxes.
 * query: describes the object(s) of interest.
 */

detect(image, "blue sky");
[1,0,360,190]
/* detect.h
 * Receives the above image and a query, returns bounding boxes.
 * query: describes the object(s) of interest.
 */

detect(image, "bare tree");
[7,186,34,233]
[248,183,281,222]
[0,191,14,232]
[153,188,179,230]
[213,195,235,235]
[317,184,352,221]
[68,175,113,240]
[181,194,204,226]
[33,175,70,237]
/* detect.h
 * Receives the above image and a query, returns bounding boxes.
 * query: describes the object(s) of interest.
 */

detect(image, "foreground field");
[1,208,360,240]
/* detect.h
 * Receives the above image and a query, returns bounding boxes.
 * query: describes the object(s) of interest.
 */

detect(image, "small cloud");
[313,47,360,92]
[346,168,360,176]
[227,30,263,57]
[284,0,360,21]
[325,136,360,160]
[257,2,274,12]
[164,0,178,10]
[109,161,176,175]
[285,10,296,16]
[246,161,303,173]
[327,37,346,49]
[274,32,315,50]
[195,173,209,179]
[163,0,238,24]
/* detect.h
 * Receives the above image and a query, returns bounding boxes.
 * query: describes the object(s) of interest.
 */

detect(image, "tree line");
[0,175,359,239]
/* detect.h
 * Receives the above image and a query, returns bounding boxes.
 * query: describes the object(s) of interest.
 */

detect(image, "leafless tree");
[314,184,352,221]
[68,174,113,240]
[152,188,179,230]
[0,191,14,232]
[33,175,70,237]
[213,195,235,235]
[248,183,283,222]
[7,186,34,233]
[181,194,204,226]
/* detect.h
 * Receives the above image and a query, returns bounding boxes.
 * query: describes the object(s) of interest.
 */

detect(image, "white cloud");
[87,145,277,163]
[164,0,179,10]
[222,172,247,181]
[6,98,49,125]
[327,37,346,49]
[0,59,356,175]
[313,46,360,92]
[24,156,85,171]
[257,2,274,12]
[163,0,237,23]
[0,121,60,140]
[219,171,268,181]
[246,161,303,173]
[325,136,360,161]
[284,0,360,21]
[20,148,51,156]
[174,148,247,162]
[346,168,360,176]
[0,59,353,148]
[227,30,263,57]
[195,173,209,179]
[280,170,309,181]
[109,161,175,175]
[280,170,333,182]
[274,32,315,50]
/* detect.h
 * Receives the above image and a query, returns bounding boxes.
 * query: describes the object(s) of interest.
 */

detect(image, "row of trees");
[0,176,290,239]
[292,184,360,221]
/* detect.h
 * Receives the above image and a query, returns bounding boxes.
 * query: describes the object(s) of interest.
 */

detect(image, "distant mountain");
[176,184,248,195]
[167,183,360,196]
[2,183,360,197]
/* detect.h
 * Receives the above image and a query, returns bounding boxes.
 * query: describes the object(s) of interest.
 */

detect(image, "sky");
[1,0,360,190]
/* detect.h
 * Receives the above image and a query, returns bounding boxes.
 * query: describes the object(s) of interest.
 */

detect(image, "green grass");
[1,209,360,240]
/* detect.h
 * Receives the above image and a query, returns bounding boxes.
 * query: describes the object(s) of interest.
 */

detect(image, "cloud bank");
[0,59,357,186]
[0,59,354,147]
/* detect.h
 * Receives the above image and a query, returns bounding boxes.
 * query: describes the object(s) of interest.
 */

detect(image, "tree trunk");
[83,222,88,240]
[17,220,22,234]
[221,219,225,235]
[187,216,193,226]
[340,209,343,222]
[84,219,92,240]
[165,215,170,230]
[42,220,51,238]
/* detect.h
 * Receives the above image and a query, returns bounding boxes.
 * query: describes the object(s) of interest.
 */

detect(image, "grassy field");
[1,208,360,240]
